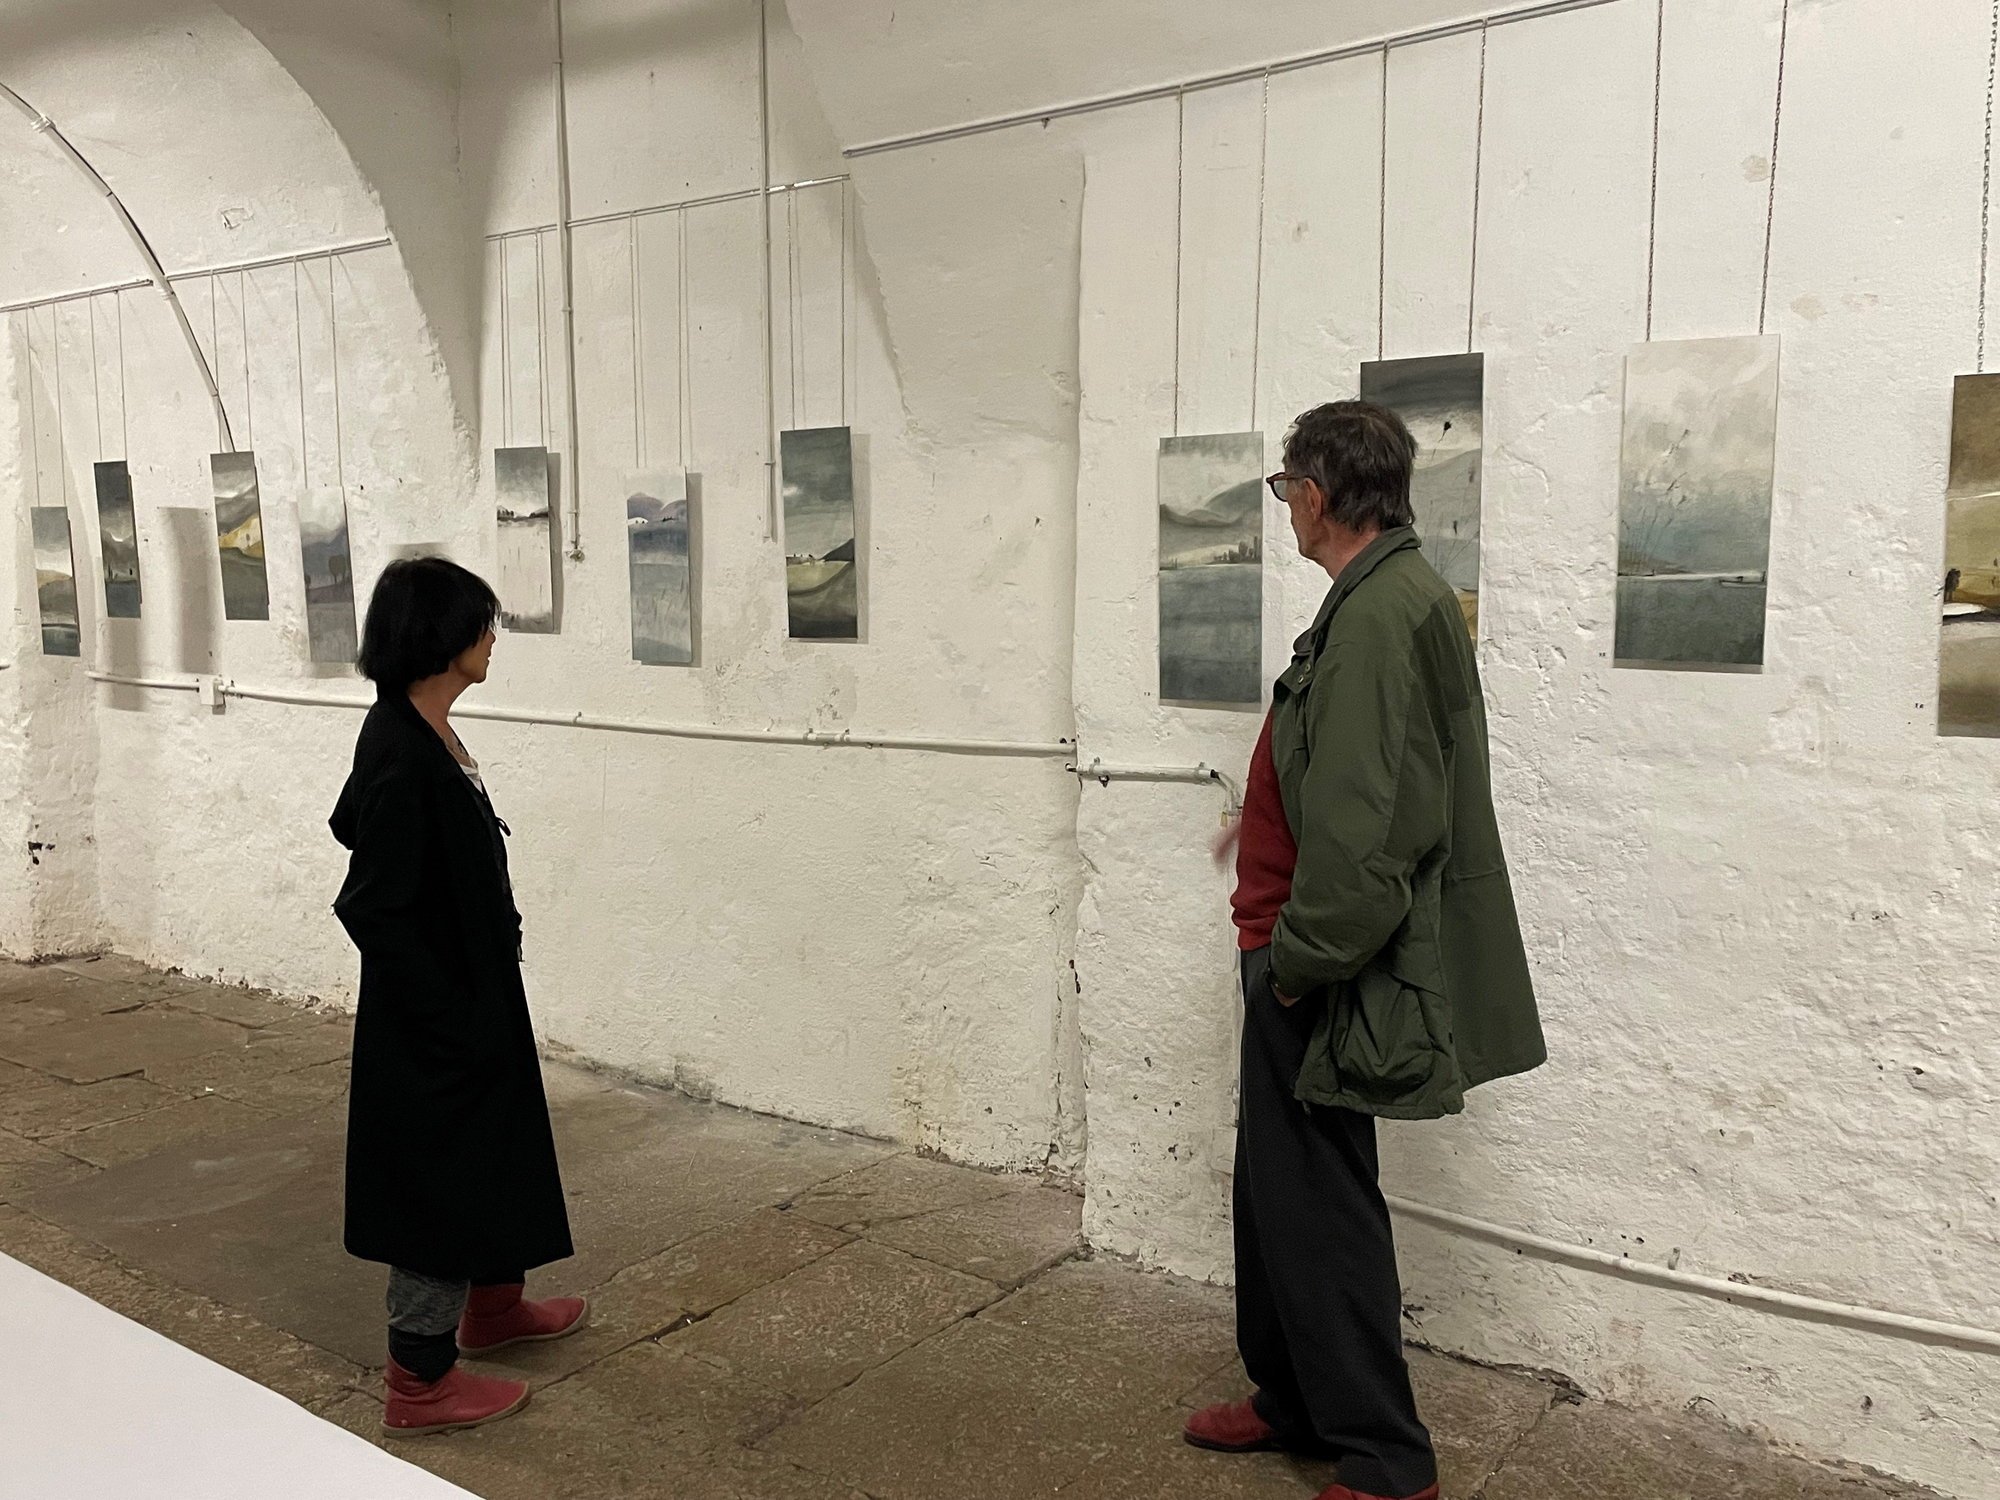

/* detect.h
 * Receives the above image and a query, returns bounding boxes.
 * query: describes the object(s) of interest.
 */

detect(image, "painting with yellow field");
[1940,372,2000,736]
[210,451,270,621]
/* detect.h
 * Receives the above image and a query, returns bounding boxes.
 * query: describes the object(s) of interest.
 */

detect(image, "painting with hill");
[495,445,557,633]
[94,460,141,619]
[781,426,858,640]
[1158,431,1263,706]
[1615,334,1779,670]
[299,485,358,663]
[31,507,80,658]
[626,470,697,665]
[210,450,270,621]
[1360,352,1482,637]
[1939,371,2000,735]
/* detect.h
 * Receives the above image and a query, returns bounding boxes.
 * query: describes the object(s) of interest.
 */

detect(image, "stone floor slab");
[556,1341,804,1452]
[1407,1347,1558,1499]
[219,1057,352,1118]
[0,1075,182,1140]
[0,1005,247,1083]
[0,1127,95,1203]
[983,1255,1238,1398]
[139,1020,354,1096]
[865,1181,1083,1287]
[1055,1402,1342,1499]
[668,1239,998,1400]
[787,1152,1022,1231]
[1480,1400,1941,1500]
[49,1093,274,1169]
[763,1315,1173,1500]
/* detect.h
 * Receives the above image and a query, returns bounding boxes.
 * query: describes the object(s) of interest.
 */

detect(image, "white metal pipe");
[1,81,235,451]
[83,670,198,693]
[551,0,583,561]
[486,176,853,243]
[841,0,1626,159]
[0,236,395,318]
[1071,757,1244,815]
[1385,1194,2000,1357]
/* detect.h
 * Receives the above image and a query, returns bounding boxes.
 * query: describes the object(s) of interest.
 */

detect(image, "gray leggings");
[386,1267,472,1337]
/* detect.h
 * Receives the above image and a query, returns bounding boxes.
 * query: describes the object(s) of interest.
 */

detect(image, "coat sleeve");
[1267,622,1448,999]
[332,768,462,993]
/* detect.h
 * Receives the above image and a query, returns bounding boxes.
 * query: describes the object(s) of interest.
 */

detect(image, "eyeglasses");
[1266,472,1309,504]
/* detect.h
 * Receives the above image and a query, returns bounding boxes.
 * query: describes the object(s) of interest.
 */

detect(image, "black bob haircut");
[357,557,500,692]
[1282,400,1418,533]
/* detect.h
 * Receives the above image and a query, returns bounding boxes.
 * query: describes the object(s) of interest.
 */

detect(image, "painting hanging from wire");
[781,427,858,640]
[1158,431,1263,707]
[94,460,141,619]
[1939,371,2000,736]
[1614,334,1779,671]
[31,506,81,658]
[495,445,558,633]
[210,451,270,621]
[299,486,358,664]
[1360,353,1482,638]
[626,470,697,665]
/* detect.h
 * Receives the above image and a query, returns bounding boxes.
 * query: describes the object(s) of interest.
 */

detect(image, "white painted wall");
[3,0,1998,1492]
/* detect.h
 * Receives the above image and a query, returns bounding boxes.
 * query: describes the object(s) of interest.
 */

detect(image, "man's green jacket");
[1266,526,1545,1119]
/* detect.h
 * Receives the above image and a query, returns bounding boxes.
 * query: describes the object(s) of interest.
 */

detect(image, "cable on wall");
[0,80,235,452]
[1377,44,1390,362]
[1980,0,1999,371]
[1756,0,1791,337]
[1466,21,1489,354]
[1644,0,1665,342]
[1249,71,1270,434]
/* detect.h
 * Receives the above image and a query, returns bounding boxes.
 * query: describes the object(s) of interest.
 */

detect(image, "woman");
[330,557,582,1438]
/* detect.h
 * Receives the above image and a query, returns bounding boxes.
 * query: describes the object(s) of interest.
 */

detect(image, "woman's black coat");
[329,690,573,1280]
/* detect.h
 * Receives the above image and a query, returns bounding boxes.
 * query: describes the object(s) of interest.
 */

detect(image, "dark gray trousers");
[1235,945,1437,1497]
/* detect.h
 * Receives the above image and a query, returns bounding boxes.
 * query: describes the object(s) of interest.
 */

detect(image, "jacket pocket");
[1331,964,1443,1098]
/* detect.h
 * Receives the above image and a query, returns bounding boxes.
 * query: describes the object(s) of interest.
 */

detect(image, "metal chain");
[1757,0,1791,337]
[1467,22,1489,354]
[1645,0,1665,341]
[1981,0,1999,371]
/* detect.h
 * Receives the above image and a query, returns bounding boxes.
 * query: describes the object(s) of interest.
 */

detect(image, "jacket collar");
[1295,526,1421,658]
[379,686,469,776]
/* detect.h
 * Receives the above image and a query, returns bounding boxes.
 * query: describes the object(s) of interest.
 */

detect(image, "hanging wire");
[1249,71,1271,433]
[241,270,253,451]
[23,313,42,506]
[1757,0,1792,337]
[839,178,850,428]
[292,258,310,491]
[1644,0,1666,342]
[327,256,345,493]
[1466,22,1489,355]
[116,289,128,459]
[630,214,645,468]
[787,187,803,428]
[535,230,551,448]
[1171,87,1185,436]
[499,238,514,448]
[1980,0,1999,371]
[89,294,102,457]
[209,273,219,389]
[1378,44,1390,362]
[52,300,66,506]
[678,206,693,468]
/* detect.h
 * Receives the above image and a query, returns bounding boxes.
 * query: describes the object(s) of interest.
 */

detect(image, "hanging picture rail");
[841,0,1624,159]
[479,176,851,244]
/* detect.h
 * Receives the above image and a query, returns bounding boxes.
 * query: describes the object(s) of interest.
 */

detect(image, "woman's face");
[455,627,497,685]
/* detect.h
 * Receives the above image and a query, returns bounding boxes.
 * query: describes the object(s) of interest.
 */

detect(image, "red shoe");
[1183,1397,1284,1453]
[456,1282,589,1355]
[381,1358,529,1438]
[1315,1486,1439,1500]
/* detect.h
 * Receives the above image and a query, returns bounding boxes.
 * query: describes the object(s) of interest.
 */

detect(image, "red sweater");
[1231,708,1299,950]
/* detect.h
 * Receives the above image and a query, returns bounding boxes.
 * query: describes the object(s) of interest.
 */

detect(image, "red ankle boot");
[1314,1486,1439,1500]
[456,1282,589,1355]
[381,1358,529,1437]
[1183,1397,1284,1452]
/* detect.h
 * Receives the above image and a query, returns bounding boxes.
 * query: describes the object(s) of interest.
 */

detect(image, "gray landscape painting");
[781,426,858,641]
[210,450,270,621]
[299,486,358,664]
[627,469,697,665]
[1615,334,1779,670]
[94,460,141,619]
[31,506,80,658]
[1940,372,2000,735]
[1159,431,1263,706]
[495,445,557,633]
[1361,352,1482,638]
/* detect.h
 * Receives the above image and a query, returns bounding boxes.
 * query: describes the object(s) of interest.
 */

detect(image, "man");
[1187,401,1546,1500]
